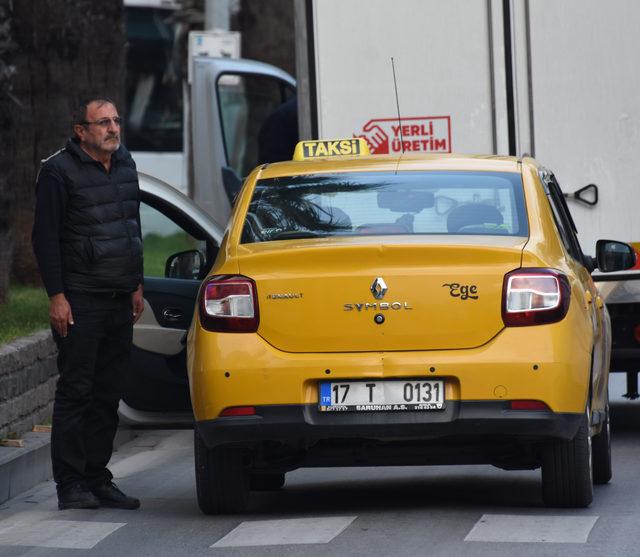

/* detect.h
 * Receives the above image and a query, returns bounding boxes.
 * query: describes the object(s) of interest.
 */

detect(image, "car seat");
[446,203,505,234]
[319,206,352,231]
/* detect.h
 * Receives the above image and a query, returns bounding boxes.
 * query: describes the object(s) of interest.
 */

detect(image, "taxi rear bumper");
[196,401,583,450]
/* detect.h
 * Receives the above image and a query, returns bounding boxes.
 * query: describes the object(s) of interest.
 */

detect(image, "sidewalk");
[0,427,137,504]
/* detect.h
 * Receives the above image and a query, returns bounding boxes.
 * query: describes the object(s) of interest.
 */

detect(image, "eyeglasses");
[80,117,122,127]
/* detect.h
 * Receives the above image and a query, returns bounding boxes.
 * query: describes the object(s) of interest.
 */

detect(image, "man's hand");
[50,293,74,337]
[132,284,144,324]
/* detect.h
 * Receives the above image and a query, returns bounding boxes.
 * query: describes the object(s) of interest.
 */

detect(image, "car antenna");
[391,57,405,154]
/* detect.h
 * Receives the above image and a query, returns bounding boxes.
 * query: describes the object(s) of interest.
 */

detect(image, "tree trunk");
[233,0,296,78]
[8,0,126,286]
[0,0,16,304]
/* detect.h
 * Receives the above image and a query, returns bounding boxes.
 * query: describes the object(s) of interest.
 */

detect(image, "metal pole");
[204,0,232,30]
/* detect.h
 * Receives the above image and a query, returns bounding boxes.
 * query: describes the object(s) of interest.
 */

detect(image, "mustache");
[105,134,120,140]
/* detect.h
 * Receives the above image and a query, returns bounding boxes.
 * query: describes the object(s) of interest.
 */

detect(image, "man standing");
[32,98,144,510]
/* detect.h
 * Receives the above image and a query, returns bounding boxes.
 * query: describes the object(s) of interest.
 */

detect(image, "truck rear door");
[191,57,296,229]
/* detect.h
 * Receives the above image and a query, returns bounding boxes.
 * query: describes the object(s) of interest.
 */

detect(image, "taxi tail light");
[502,268,571,327]
[633,324,640,344]
[509,400,550,411]
[199,275,259,332]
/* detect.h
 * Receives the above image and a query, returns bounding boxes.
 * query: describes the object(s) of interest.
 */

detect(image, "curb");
[0,427,137,504]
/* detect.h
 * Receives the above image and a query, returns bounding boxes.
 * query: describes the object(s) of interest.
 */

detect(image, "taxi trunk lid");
[237,237,525,352]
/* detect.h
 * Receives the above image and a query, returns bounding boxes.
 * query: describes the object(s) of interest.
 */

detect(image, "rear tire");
[250,473,285,491]
[592,403,612,485]
[541,409,593,508]
[194,429,250,514]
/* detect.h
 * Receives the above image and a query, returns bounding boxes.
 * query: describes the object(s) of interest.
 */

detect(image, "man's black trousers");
[51,291,133,489]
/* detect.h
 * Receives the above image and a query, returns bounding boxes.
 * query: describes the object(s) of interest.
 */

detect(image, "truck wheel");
[194,429,250,514]
[541,409,593,507]
[592,403,612,485]
[250,473,285,491]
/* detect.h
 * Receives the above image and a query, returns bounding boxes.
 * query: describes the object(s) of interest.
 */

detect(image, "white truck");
[123,0,296,228]
[292,0,640,398]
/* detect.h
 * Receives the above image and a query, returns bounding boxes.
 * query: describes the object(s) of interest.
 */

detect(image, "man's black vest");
[42,139,143,293]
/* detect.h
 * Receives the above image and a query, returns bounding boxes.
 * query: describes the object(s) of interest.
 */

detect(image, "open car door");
[118,173,223,427]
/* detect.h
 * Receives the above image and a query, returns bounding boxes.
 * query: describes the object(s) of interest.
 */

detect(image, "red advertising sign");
[354,116,452,155]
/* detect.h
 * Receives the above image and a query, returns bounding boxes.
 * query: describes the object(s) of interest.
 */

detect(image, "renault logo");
[371,277,388,300]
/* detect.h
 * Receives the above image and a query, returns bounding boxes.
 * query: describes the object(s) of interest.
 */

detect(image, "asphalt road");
[1,373,640,556]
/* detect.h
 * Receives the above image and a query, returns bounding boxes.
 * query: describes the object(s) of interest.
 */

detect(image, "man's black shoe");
[57,483,100,510]
[90,481,140,510]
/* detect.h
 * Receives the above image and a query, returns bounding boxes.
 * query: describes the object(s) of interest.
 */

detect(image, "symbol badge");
[370,277,388,300]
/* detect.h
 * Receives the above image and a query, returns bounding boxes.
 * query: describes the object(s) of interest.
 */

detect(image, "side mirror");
[595,240,636,272]
[165,250,204,279]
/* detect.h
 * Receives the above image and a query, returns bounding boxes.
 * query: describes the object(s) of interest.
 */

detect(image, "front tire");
[194,429,250,514]
[592,403,612,485]
[541,409,593,508]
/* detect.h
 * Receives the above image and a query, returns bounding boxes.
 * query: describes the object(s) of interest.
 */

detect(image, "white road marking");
[465,514,599,543]
[0,512,125,549]
[110,450,182,479]
[211,516,357,548]
[109,431,192,479]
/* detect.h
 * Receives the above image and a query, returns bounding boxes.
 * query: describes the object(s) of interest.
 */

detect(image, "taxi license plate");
[319,380,445,412]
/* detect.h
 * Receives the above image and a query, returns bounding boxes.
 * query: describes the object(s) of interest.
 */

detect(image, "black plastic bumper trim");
[196,401,582,449]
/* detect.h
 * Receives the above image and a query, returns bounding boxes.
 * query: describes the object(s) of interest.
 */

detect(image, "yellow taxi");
[187,138,635,513]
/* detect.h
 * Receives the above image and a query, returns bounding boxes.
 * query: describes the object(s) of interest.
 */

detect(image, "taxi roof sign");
[293,138,370,161]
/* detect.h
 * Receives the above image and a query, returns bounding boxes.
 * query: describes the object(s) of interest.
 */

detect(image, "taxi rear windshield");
[241,171,528,243]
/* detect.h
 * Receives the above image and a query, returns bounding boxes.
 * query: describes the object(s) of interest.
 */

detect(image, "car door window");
[217,73,295,177]
[140,201,207,278]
